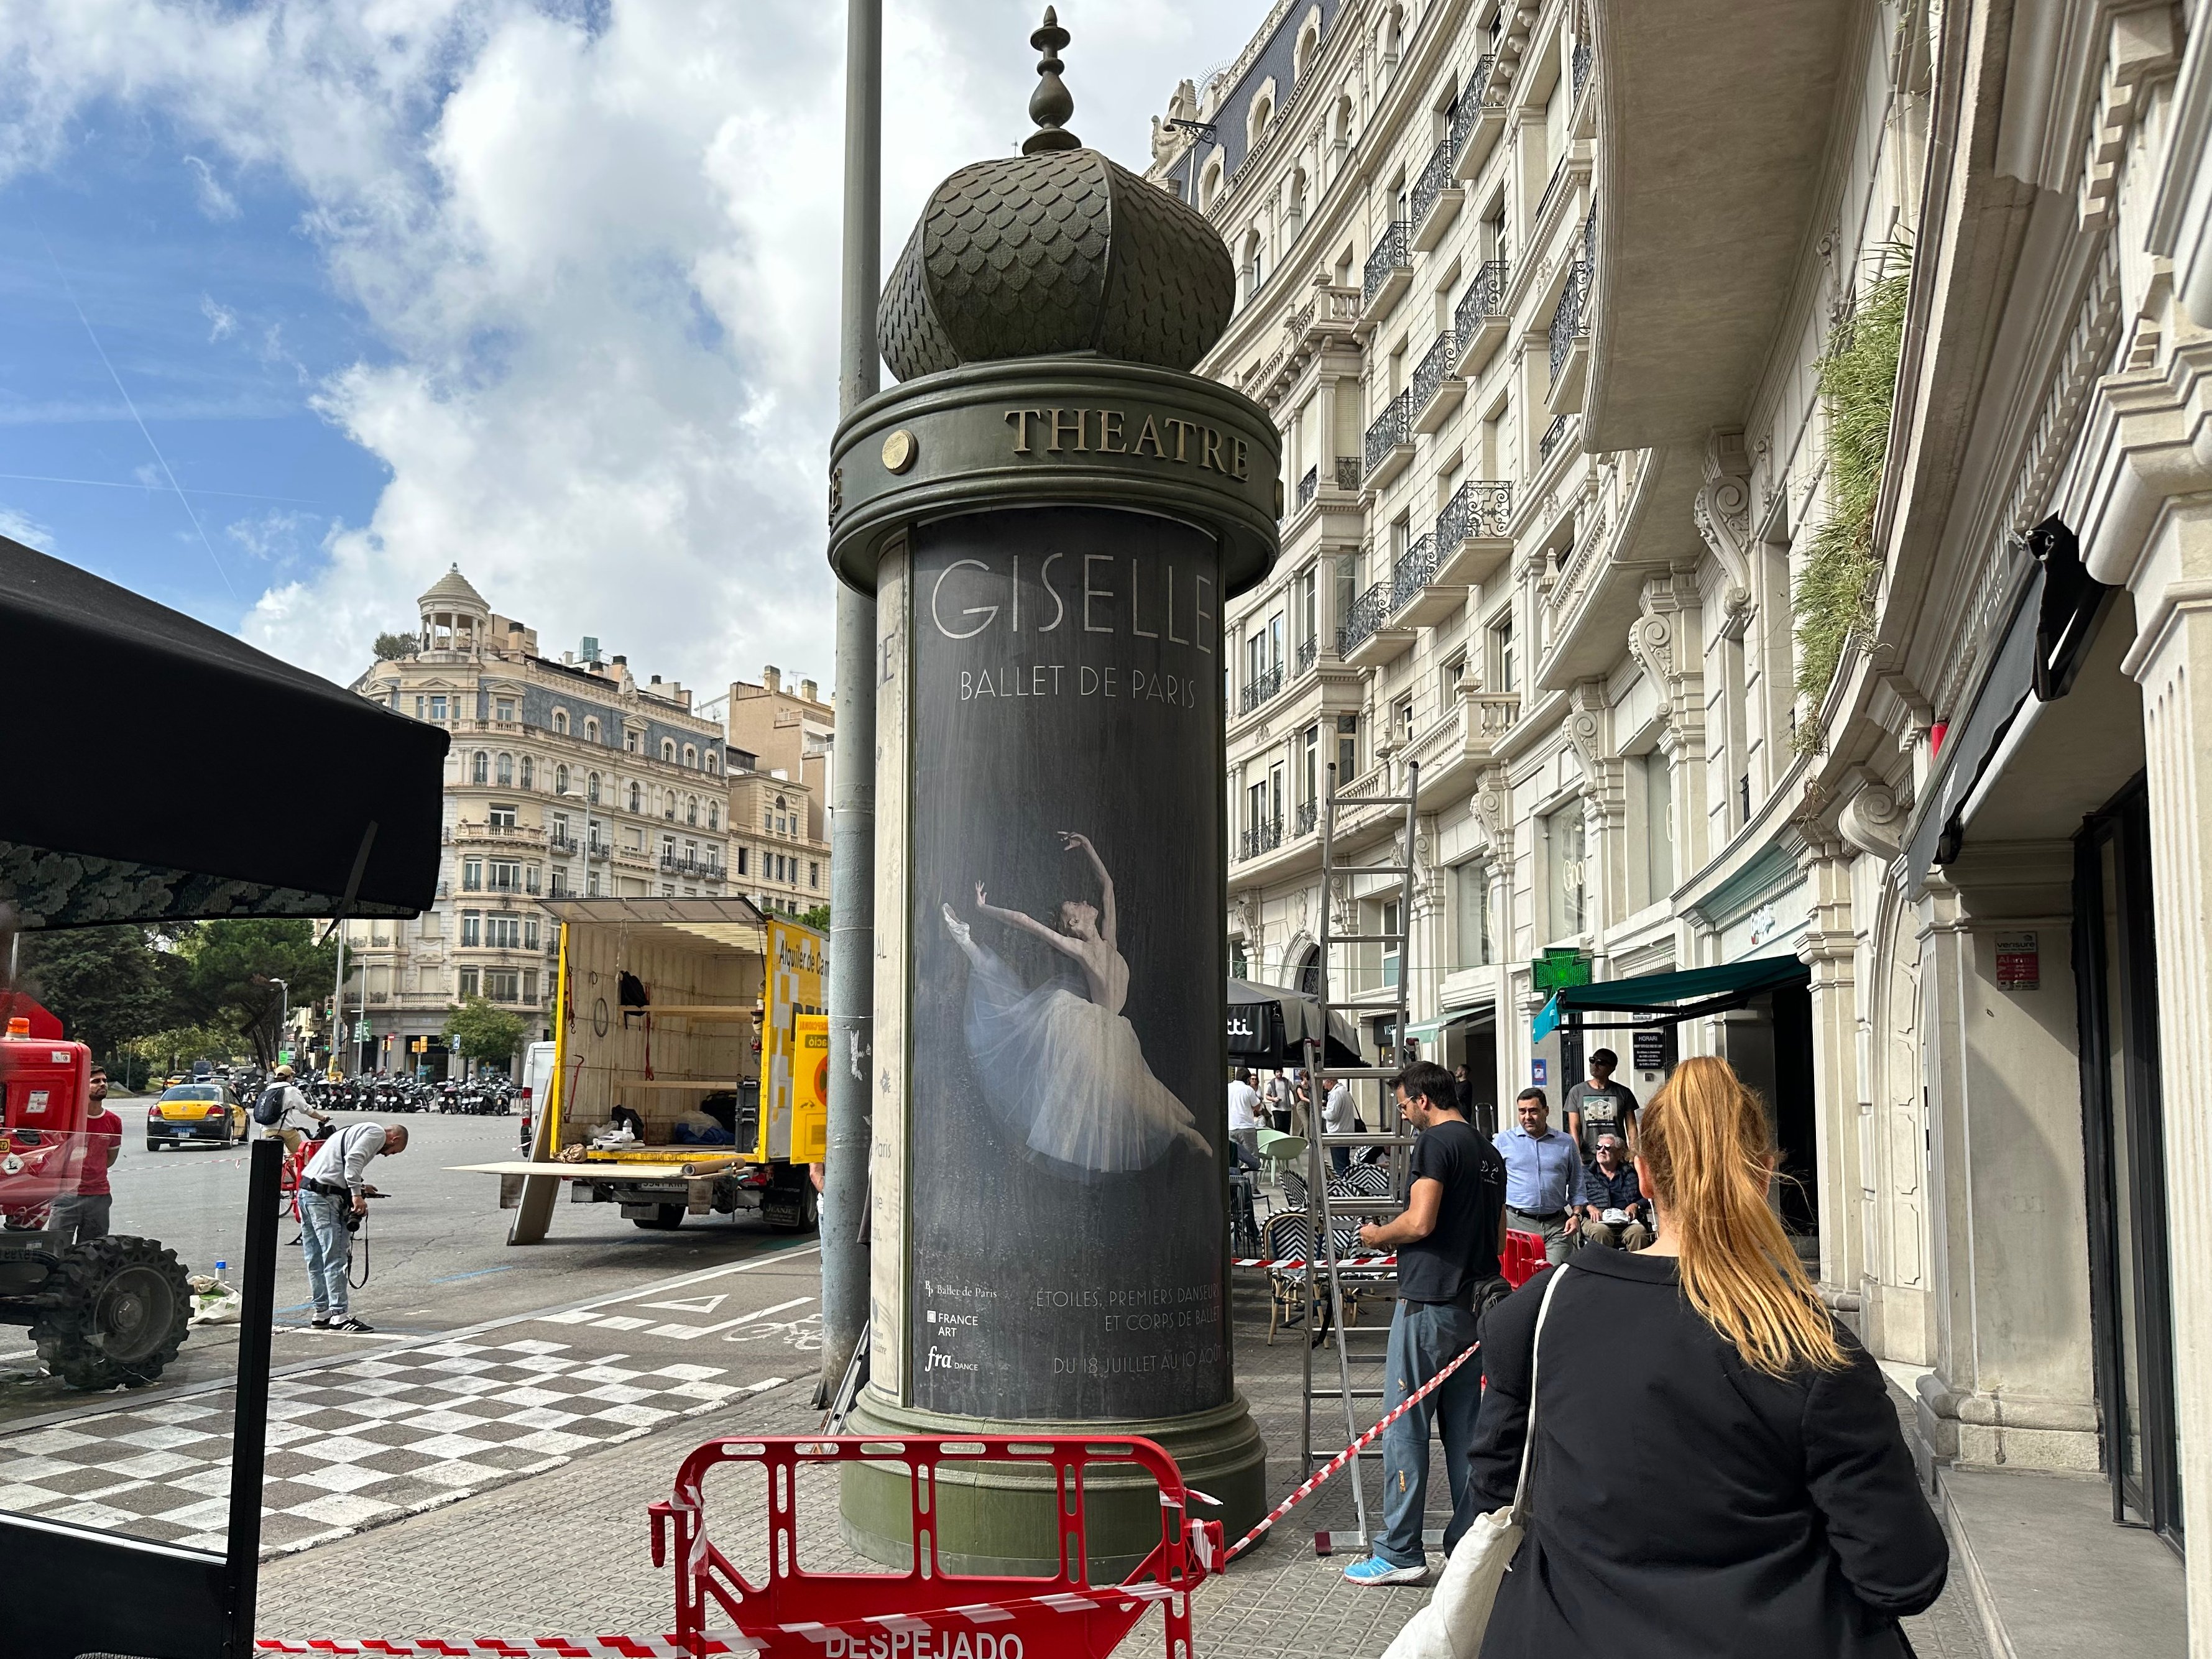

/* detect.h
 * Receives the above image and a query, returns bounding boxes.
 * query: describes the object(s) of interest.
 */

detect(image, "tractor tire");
[633,1205,685,1230]
[31,1236,193,1390]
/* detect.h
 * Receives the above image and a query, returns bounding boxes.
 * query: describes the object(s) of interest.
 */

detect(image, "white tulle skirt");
[958,940,1212,1177]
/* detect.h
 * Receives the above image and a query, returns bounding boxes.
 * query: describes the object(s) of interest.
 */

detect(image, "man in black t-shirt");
[1342,1060,1507,1588]
[1564,1047,1639,1158]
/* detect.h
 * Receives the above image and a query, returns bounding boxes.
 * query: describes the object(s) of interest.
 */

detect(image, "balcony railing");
[548,833,578,856]
[1239,819,1284,861]
[1391,535,1439,611]
[1364,392,1411,481]
[1535,159,1575,230]
[1337,581,1393,656]
[1410,136,1454,236]
[1437,479,1513,546]
[1296,799,1318,837]
[1572,39,1592,100]
[1549,262,1590,384]
[1362,220,1410,305]
[1411,333,1454,415]
[1452,55,1498,168]
[1238,662,1285,715]
[1540,413,1572,461]
[1455,259,1509,347]
[1335,456,1363,490]
[448,820,547,846]
[1296,636,1318,676]
[1297,464,1319,510]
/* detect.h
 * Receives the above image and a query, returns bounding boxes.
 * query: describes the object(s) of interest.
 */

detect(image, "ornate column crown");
[876,9,1235,379]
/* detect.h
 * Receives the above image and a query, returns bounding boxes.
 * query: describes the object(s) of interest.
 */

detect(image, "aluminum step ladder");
[1297,756,1422,1554]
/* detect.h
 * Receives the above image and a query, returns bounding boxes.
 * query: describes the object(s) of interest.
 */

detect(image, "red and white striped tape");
[256,1583,1183,1657]
[1223,1338,1481,1561]
[1229,1254,1395,1271]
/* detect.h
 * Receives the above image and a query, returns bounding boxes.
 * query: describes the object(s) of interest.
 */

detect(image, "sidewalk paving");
[258,1274,1993,1657]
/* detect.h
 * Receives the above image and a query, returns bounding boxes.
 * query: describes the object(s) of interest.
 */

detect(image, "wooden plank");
[644,1004,758,1018]
[612,1077,747,1089]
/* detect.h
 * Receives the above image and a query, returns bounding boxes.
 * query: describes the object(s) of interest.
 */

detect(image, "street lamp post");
[270,979,288,1068]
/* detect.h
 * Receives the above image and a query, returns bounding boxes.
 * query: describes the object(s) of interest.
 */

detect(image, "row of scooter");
[298,1074,515,1116]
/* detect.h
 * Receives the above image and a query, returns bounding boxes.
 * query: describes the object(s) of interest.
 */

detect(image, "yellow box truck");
[474,897,826,1244]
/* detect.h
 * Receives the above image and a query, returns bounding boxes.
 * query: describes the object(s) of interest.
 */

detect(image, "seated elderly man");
[1577,1132,1652,1251]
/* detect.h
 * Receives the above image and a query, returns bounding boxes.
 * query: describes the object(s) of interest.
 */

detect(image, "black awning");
[0,536,449,928]
[1532,956,1809,1042]
[1228,978,1364,1067]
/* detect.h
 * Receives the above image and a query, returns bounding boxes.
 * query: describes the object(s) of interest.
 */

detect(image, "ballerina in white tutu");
[941,830,1212,1177]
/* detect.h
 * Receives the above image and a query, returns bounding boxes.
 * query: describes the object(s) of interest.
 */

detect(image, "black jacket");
[1467,1249,1947,1659]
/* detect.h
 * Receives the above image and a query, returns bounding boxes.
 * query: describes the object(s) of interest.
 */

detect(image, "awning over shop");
[1532,957,1810,1043]
[1405,1007,1490,1044]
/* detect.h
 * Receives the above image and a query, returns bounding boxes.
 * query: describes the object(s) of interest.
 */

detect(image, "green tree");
[173,919,340,1070]
[372,631,418,660]
[796,903,831,933]
[445,998,527,1071]
[14,925,180,1068]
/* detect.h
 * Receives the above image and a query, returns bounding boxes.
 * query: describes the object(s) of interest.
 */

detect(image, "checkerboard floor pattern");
[0,1337,768,1558]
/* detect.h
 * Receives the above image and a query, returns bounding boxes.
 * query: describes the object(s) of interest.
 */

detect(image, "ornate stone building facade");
[1166,0,2208,1640]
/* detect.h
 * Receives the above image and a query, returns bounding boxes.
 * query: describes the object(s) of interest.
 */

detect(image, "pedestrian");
[1454,1061,1475,1116]
[1494,1088,1584,1265]
[1341,1059,1507,1587]
[1264,1067,1293,1133]
[1228,1068,1263,1168]
[52,1063,122,1246]
[297,1120,409,1333]
[255,1064,328,1157]
[1577,1133,1651,1250]
[1320,1072,1356,1175]
[1464,1055,1947,1653]
[1563,1046,1639,1159]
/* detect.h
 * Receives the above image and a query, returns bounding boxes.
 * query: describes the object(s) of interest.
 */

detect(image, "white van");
[517,1040,556,1154]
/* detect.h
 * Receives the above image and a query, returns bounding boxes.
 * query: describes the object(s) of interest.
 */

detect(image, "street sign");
[1996,931,2040,990]
[354,1019,371,1041]
[1531,1058,1548,1087]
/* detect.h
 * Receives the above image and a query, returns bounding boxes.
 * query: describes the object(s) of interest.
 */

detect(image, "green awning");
[1404,1007,1490,1044]
[1532,956,1809,1042]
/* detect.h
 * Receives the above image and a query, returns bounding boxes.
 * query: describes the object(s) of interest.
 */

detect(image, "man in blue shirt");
[1493,1087,1583,1264]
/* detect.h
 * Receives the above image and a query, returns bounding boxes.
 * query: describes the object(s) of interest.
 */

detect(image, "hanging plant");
[1794,240,1912,754]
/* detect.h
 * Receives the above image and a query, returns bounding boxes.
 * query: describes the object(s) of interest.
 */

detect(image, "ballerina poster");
[905,504,1231,1423]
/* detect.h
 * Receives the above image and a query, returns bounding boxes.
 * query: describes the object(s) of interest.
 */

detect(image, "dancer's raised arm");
[1059,832,1115,949]
[974,881,1084,959]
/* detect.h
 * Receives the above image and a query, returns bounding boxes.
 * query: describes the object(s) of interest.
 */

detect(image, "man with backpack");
[254,1065,328,1156]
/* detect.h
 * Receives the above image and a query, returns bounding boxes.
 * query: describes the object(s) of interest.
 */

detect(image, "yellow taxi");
[147,1082,248,1151]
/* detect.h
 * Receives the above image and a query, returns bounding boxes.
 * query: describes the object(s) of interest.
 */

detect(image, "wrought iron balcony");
[1436,479,1513,549]
[1411,332,1461,432]
[1238,819,1284,861]
[1296,799,1318,837]
[1238,662,1285,715]
[1456,259,1509,346]
[1337,581,1392,656]
[1539,414,1572,461]
[1296,636,1317,676]
[1549,262,1590,384]
[1296,464,1319,511]
[1364,391,1412,484]
[1335,456,1363,491]
[1572,39,1592,101]
[1391,535,1440,613]
[1452,55,1501,175]
[548,833,578,856]
[1410,135,1460,250]
[1362,220,1411,308]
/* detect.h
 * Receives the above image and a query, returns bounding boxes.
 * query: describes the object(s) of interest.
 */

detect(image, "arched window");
[661,738,676,762]
[707,801,719,830]
[584,717,600,744]
[664,791,676,819]
[686,796,699,826]
[1247,92,1273,149]
[496,752,514,786]
[552,709,569,735]
[520,756,534,789]
[472,751,489,784]
[683,744,698,768]
[555,764,569,794]
[705,752,719,776]
[629,781,642,814]
[1294,19,1319,79]
[1200,155,1224,211]
[587,771,601,805]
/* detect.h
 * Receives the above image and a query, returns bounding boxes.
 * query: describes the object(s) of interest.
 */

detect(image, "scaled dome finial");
[1023,7,1079,154]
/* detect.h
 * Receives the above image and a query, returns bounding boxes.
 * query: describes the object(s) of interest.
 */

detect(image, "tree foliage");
[14,926,180,1067]
[372,631,418,660]
[1794,242,1912,753]
[172,919,339,1070]
[445,997,527,1066]
[796,903,831,934]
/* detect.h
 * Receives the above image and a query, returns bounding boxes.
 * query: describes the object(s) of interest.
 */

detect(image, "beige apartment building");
[344,567,733,1068]
[1167,0,2210,1645]
[726,666,834,843]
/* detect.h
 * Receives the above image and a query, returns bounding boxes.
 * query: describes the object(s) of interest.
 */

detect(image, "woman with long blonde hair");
[1460,1055,1946,1657]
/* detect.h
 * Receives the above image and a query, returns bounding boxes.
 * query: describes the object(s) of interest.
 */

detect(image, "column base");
[836,1386,1269,1582]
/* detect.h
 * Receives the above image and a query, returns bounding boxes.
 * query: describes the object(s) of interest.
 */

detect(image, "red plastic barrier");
[649,1434,1222,1659]
[1501,1228,1546,1288]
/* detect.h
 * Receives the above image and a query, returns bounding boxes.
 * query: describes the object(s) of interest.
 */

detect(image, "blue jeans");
[1375,1297,1485,1568]
[298,1189,353,1318]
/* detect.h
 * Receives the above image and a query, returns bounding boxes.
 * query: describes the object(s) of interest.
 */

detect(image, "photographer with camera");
[297,1121,408,1333]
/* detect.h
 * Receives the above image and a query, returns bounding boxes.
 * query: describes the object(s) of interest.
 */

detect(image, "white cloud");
[0,0,1271,693]
[181,152,239,219]
[0,504,55,549]
[200,292,237,340]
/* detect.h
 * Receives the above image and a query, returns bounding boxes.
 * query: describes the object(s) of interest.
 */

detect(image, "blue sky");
[0,1,1270,691]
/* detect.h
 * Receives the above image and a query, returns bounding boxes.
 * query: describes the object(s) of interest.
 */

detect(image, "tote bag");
[1380,1264,1570,1659]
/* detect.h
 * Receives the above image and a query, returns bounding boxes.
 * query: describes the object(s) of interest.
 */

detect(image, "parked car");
[146,1082,247,1151]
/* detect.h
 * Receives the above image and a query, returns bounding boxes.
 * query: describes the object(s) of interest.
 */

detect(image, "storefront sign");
[1631,1027,1670,1072]
[1996,931,2040,990]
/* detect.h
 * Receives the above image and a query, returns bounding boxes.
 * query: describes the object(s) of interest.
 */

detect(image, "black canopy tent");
[0,535,448,929]
[1228,977,1365,1068]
